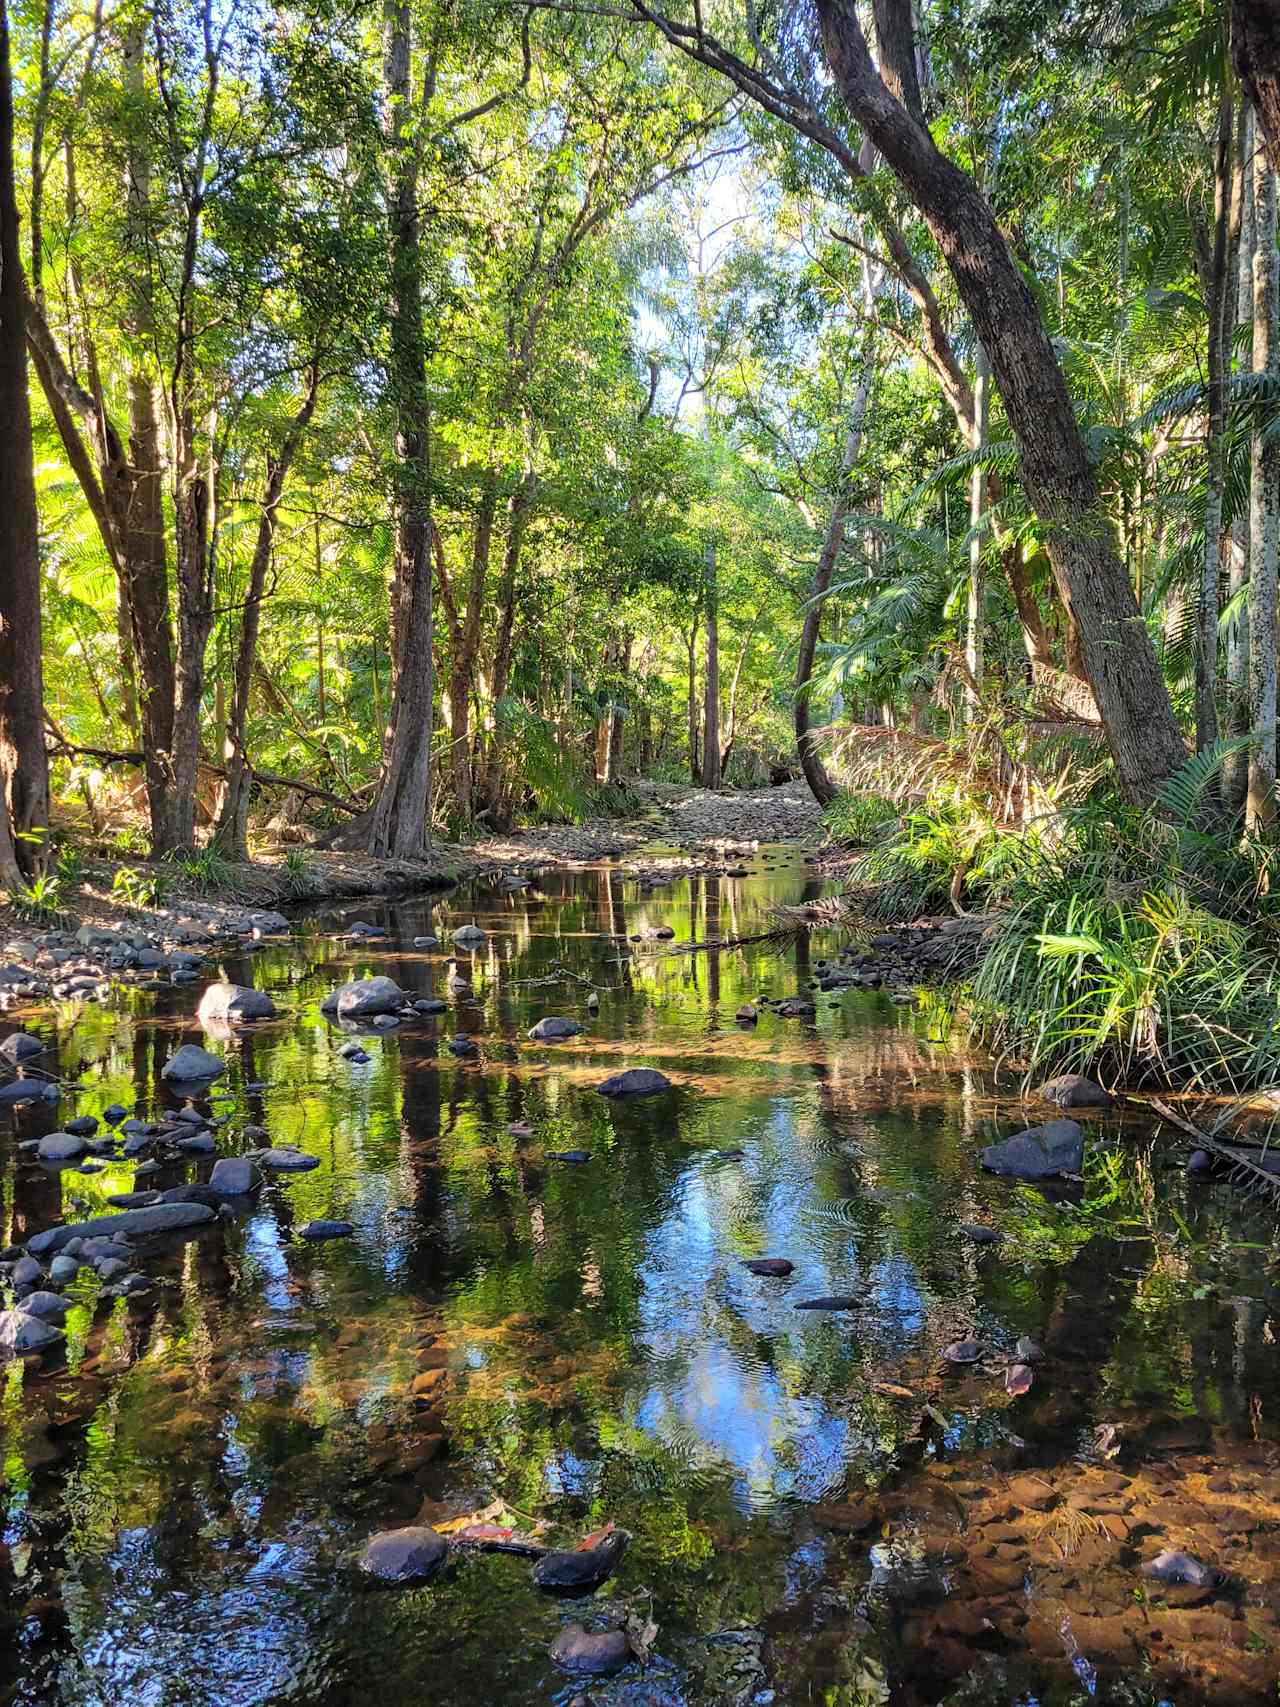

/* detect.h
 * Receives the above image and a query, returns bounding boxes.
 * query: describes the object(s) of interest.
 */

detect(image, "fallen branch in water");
[649,923,804,958]
[1150,1098,1280,1203]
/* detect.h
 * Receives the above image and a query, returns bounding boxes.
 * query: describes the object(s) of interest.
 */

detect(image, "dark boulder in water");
[358,1525,447,1583]
[743,1258,794,1277]
[1035,1072,1113,1110]
[595,1067,671,1098]
[532,1529,629,1596]
[550,1624,632,1673]
[981,1119,1083,1180]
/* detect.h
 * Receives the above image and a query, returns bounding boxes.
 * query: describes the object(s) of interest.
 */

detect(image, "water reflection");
[2,851,1280,1705]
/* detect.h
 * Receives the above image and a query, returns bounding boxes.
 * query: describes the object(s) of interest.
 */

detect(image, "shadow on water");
[2,851,1280,1703]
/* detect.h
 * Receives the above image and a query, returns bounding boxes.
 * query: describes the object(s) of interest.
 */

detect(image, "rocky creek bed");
[0,849,1278,1706]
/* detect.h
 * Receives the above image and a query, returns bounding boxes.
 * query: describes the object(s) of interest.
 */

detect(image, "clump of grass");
[281,848,313,897]
[166,846,238,894]
[822,791,900,847]
[111,865,173,910]
[10,873,67,924]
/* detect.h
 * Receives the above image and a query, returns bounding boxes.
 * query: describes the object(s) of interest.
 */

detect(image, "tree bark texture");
[1248,136,1279,829]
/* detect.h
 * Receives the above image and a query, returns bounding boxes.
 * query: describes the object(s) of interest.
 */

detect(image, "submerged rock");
[1141,1548,1218,1587]
[959,1224,1002,1245]
[735,1003,758,1024]
[161,1044,225,1085]
[452,924,487,946]
[547,1149,592,1164]
[359,1525,447,1583]
[1036,1072,1113,1110]
[0,1031,45,1064]
[980,1119,1084,1180]
[298,1220,354,1240]
[595,1067,671,1098]
[743,1257,794,1277]
[197,982,277,1024]
[794,1295,861,1311]
[550,1624,632,1674]
[941,1339,984,1364]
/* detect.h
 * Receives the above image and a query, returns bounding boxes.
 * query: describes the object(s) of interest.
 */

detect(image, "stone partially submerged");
[161,1044,226,1086]
[358,1525,448,1583]
[322,977,404,1019]
[528,1017,583,1042]
[28,1202,217,1257]
[1035,1073,1113,1110]
[0,1308,63,1357]
[596,1067,671,1099]
[980,1119,1084,1180]
[197,982,277,1025]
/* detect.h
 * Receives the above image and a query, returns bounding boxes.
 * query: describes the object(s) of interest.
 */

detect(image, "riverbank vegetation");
[7,0,1280,1085]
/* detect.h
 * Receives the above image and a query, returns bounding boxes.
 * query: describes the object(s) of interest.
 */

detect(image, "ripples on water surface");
[3,851,1280,1705]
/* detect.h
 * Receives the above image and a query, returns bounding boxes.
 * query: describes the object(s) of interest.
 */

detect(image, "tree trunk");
[1248,136,1279,830]
[367,0,434,858]
[815,0,1187,807]
[701,542,721,789]
[796,359,874,805]
[120,18,181,852]
[1227,101,1255,812]
[0,0,48,884]
[686,618,700,780]
[1234,0,1280,172]
[214,374,320,859]
[1196,91,1234,756]
[965,342,990,718]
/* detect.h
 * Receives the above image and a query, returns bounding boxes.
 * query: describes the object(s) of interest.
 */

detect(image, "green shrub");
[166,846,237,894]
[11,873,67,924]
[111,865,173,909]
[821,791,899,846]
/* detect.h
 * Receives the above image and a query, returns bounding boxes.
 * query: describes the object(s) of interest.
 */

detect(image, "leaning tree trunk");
[0,0,48,885]
[816,0,1188,807]
[1248,136,1279,830]
[367,0,434,859]
[796,360,875,805]
[701,542,721,790]
[685,618,700,780]
[1227,100,1255,812]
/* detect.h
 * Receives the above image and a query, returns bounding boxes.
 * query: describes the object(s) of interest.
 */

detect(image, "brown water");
[2,851,1280,1706]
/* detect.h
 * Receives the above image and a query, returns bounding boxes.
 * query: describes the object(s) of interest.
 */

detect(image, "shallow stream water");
[3,850,1280,1706]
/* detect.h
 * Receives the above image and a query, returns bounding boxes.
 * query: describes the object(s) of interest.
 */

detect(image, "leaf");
[575,1520,616,1551]
[436,1498,506,1535]
[1004,1363,1034,1396]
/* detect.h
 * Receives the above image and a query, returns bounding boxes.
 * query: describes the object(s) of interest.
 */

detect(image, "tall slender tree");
[0,0,49,885]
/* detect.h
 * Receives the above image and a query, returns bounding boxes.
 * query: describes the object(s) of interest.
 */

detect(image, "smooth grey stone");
[18,1290,68,1324]
[358,1525,447,1582]
[412,936,439,949]
[595,1067,672,1099]
[49,1254,80,1284]
[981,1119,1084,1180]
[414,997,447,1014]
[0,1079,57,1107]
[249,911,289,934]
[528,1017,583,1042]
[27,1202,217,1257]
[452,924,486,946]
[0,1031,45,1064]
[550,1625,632,1674]
[64,1115,99,1137]
[175,1132,217,1154]
[322,976,404,1019]
[1141,1548,1217,1587]
[298,1219,354,1240]
[37,1133,89,1163]
[161,1044,225,1085]
[250,1147,320,1171]
[0,1308,62,1356]
[12,1256,43,1287]
[208,1156,261,1197]
[95,1258,129,1282]
[197,982,277,1025]
[1036,1073,1113,1110]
